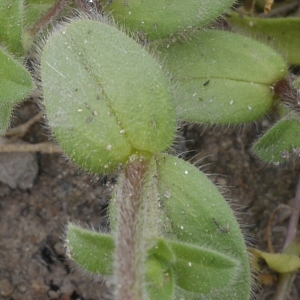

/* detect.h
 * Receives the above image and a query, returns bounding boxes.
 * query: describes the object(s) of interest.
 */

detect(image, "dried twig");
[0,142,63,154]
[264,0,274,14]
[5,112,44,139]
[266,204,300,254]
[29,0,72,36]
[273,173,300,300]
[259,1,300,17]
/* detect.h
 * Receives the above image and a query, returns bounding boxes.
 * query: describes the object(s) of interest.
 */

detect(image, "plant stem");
[274,172,300,300]
[283,172,300,250]
[29,0,71,37]
[114,156,149,300]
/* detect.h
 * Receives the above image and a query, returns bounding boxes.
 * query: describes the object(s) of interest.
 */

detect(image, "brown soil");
[1,99,299,300]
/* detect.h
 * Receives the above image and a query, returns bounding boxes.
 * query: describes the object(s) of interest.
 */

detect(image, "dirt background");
[1,1,300,299]
[1,98,299,300]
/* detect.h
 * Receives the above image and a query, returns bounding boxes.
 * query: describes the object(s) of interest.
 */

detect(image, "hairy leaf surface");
[41,19,176,173]
[160,30,288,124]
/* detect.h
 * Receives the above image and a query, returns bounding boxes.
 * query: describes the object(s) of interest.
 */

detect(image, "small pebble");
[0,278,14,297]
[16,281,27,293]
[48,289,61,299]
[54,242,66,257]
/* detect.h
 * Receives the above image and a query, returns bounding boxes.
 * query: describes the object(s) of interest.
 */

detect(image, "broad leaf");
[66,223,114,276]
[160,30,288,124]
[167,240,238,294]
[0,47,35,134]
[155,154,251,299]
[252,112,300,164]
[102,0,236,40]
[41,19,176,173]
[228,13,300,65]
[0,0,24,56]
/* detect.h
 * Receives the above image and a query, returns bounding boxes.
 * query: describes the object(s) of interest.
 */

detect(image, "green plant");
[1,1,299,299]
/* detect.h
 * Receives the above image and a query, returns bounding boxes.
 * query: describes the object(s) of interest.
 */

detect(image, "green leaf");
[228,13,300,65]
[167,240,238,294]
[250,248,300,273]
[0,47,35,134]
[148,238,175,264]
[146,257,175,300]
[41,19,176,173]
[0,0,24,56]
[160,30,288,124]
[102,0,236,40]
[23,0,58,28]
[66,223,114,276]
[156,154,251,299]
[252,112,300,164]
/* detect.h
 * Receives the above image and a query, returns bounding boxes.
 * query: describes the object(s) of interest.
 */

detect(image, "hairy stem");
[114,156,149,300]
[29,0,71,36]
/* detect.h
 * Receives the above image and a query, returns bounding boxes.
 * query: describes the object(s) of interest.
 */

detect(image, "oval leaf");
[0,0,24,56]
[156,154,251,299]
[66,223,114,276]
[102,0,235,40]
[167,240,238,294]
[160,30,288,124]
[252,112,300,164]
[228,13,300,65]
[41,19,176,173]
[0,47,35,134]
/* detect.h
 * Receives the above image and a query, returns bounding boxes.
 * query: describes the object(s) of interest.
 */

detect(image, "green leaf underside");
[102,0,236,40]
[156,154,251,299]
[41,19,176,173]
[167,240,238,294]
[0,47,35,134]
[0,0,24,56]
[160,30,288,124]
[228,14,300,66]
[252,114,300,164]
[66,223,114,276]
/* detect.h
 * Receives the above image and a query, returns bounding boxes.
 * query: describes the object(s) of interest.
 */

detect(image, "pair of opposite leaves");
[40,17,286,299]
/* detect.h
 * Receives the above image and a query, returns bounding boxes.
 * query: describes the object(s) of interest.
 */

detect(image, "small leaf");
[146,257,175,300]
[102,0,236,40]
[0,0,24,56]
[160,30,288,124]
[148,238,175,264]
[252,112,300,164]
[155,154,251,299]
[66,223,114,276]
[167,239,238,294]
[228,13,300,65]
[249,248,300,273]
[41,19,176,173]
[0,47,35,134]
